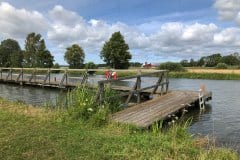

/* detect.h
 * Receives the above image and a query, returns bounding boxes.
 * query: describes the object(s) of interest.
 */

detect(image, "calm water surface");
[0,78,240,151]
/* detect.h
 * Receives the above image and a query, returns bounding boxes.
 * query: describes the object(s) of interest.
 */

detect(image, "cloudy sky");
[0,0,240,64]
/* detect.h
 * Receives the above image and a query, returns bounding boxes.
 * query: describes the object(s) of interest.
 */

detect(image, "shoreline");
[108,68,240,80]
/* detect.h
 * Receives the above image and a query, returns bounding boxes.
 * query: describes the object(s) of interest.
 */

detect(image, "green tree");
[205,53,222,67]
[220,55,240,66]
[197,57,206,66]
[180,59,189,67]
[0,39,22,67]
[158,62,185,72]
[85,61,97,69]
[64,44,85,69]
[23,32,54,68]
[53,63,60,69]
[100,31,132,69]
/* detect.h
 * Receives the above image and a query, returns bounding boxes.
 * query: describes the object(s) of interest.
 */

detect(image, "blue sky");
[0,0,240,64]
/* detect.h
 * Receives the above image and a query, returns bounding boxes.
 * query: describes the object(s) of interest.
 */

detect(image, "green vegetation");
[216,63,228,69]
[158,62,185,72]
[169,72,240,80]
[180,52,240,68]
[64,44,85,69]
[23,32,54,68]
[0,39,22,67]
[0,33,54,68]
[85,61,97,69]
[0,97,238,159]
[52,86,122,126]
[100,31,132,69]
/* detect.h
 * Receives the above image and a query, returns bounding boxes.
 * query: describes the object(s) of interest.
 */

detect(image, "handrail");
[96,70,169,105]
[98,70,167,83]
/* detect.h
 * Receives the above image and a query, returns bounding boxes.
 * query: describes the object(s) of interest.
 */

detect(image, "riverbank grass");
[0,97,238,159]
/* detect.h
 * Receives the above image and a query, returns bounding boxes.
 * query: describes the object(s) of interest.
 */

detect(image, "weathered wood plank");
[112,91,212,128]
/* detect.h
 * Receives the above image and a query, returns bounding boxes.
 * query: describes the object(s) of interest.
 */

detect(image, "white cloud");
[182,23,217,42]
[49,5,85,27]
[214,0,240,25]
[1,2,240,63]
[0,2,48,39]
[214,28,240,45]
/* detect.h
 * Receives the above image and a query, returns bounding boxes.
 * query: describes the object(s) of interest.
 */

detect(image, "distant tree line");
[0,31,132,69]
[180,53,240,67]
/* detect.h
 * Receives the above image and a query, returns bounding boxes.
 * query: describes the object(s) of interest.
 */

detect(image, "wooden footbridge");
[0,68,212,128]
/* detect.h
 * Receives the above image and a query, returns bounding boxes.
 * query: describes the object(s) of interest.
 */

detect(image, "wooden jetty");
[0,67,212,127]
[112,90,212,128]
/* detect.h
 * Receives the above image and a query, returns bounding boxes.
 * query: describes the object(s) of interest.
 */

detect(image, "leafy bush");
[85,61,97,69]
[158,62,185,72]
[55,86,121,126]
[216,63,228,69]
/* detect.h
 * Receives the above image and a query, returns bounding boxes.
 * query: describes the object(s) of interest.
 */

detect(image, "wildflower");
[87,108,93,112]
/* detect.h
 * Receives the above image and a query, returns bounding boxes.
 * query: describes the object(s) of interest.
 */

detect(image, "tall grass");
[49,85,123,126]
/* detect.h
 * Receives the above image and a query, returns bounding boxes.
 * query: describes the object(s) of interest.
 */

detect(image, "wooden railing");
[0,68,90,87]
[95,70,169,105]
[0,68,169,106]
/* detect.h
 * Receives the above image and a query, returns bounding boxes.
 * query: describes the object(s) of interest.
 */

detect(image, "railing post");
[0,67,2,79]
[96,82,104,103]
[48,68,51,84]
[6,68,11,80]
[165,71,169,93]
[10,68,12,80]
[16,68,23,82]
[81,70,88,85]
[34,68,37,83]
[152,71,164,95]
[29,68,36,82]
[65,69,68,86]
[136,75,141,103]
[21,68,23,83]
[43,68,50,85]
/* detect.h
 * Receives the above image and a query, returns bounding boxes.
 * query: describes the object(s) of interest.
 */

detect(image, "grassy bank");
[0,98,238,159]
[169,72,240,80]
[94,68,240,80]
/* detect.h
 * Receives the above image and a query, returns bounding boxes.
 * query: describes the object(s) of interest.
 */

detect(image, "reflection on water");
[0,77,240,151]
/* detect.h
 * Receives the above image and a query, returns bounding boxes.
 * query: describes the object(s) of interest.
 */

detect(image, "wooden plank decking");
[112,90,212,128]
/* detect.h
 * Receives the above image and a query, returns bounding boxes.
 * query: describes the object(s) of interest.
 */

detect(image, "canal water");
[0,78,240,151]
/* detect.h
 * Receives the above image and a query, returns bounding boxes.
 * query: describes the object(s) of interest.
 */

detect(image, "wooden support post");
[59,69,67,87]
[136,76,141,103]
[152,72,163,95]
[43,68,50,85]
[81,71,88,85]
[29,68,36,82]
[65,69,68,86]
[48,68,51,84]
[96,82,104,103]
[34,68,37,83]
[125,78,138,105]
[165,71,169,93]
[0,68,2,79]
[21,68,23,84]
[10,68,12,80]
[6,68,12,80]
[16,68,23,82]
